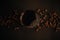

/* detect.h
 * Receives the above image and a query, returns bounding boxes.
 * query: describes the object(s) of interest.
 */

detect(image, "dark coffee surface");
[22,10,36,26]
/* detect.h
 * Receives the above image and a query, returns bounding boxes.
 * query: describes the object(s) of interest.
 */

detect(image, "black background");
[1,0,60,40]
